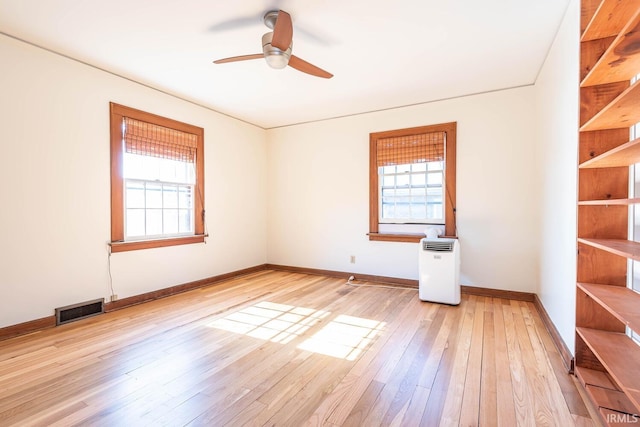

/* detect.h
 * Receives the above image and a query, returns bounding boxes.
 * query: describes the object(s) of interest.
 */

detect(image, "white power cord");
[107,244,116,300]
[345,275,417,291]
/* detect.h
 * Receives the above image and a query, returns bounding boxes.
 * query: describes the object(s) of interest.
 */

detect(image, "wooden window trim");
[109,102,205,252]
[369,122,457,242]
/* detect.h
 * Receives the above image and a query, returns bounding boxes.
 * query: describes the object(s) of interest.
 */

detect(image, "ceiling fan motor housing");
[262,32,292,69]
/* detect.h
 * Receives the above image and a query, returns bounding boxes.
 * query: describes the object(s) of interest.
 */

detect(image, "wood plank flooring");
[0,270,595,426]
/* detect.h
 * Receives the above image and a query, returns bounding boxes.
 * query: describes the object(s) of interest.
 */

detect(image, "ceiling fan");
[213,10,333,79]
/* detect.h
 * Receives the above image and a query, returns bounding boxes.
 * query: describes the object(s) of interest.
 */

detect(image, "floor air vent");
[55,298,104,325]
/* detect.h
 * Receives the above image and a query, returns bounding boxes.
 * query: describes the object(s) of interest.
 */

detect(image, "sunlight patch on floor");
[206,302,385,360]
[297,314,385,361]
[206,301,329,344]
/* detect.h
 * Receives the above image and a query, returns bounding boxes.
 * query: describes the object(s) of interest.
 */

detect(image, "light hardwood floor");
[0,270,595,426]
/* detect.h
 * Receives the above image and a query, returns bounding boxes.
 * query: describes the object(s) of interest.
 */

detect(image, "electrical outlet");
[350,255,356,264]
[110,294,118,302]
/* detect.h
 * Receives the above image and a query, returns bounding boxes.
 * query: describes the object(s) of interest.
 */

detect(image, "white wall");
[534,0,579,353]
[1,5,581,341]
[0,35,268,328]
[267,86,540,292]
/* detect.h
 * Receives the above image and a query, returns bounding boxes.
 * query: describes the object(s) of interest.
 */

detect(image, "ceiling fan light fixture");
[264,51,290,69]
[212,10,332,79]
[262,32,291,69]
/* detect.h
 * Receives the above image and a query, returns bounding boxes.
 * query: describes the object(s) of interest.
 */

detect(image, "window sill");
[368,233,458,243]
[368,233,424,243]
[110,234,206,253]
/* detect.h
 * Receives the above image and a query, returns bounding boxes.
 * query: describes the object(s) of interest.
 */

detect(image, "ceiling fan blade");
[271,10,293,50]
[213,54,263,64]
[208,16,261,32]
[289,55,333,79]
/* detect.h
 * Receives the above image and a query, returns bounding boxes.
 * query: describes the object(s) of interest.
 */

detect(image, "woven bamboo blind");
[123,117,198,163]
[376,131,445,167]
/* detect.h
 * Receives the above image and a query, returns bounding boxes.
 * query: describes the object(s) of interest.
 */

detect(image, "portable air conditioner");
[418,237,460,305]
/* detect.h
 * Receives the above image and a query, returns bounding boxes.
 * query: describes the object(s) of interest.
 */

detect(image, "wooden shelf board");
[582,0,640,42]
[587,384,640,415]
[576,365,619,390]
[580,138,640,168]
[579,283,640,332]
[576,327,640,411]
[580,80,640,131]
[578,238,640,261]
[582,9,640,86]
[579,198,640,206]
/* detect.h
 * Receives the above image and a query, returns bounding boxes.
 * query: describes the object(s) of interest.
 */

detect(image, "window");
[369,122,456,242]
[109,103,205,252]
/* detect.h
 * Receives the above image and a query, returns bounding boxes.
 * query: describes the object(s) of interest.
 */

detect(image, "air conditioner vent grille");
[422,240,454,252]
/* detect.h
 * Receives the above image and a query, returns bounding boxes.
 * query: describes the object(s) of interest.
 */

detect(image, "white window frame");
[123,178,195,241]
[109,102,205,253]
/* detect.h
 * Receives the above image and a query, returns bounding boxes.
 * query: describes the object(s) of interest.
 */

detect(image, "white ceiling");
[0,0,570,129]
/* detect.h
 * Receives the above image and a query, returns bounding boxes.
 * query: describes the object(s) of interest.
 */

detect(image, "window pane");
[381,166,395,174]
[427,172,443,185]
[381,188,399,201]
[396,203,410,218]
[427,161,443,171]
[125,181,145,208]
[396,174,410,187]
[158,158,196,184]
[411,204,427,219]
[179,186,193,209]
[378,159,445,222]
[382,175,395,187]
[146,184,163,209]
[158,158,175,182]
[142,156,160,181]
[428,187,443,200]
[163,209,179,234]
[395,188,411,198]
[179,209,192,233]
[411,173,426,186]
[410,189,426,201]
[126,209,145,237]
[382,204,395,219]
[163,185,178,208]
[428,203,443,220]
[146,209,162,235]
[396,164,411,173]
[124,153,194,185]
[123,154,144,179]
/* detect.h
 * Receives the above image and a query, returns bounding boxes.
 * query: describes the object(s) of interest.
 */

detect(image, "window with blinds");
[369,122,456,242]
[122,117,197,239]
[110,103,205,252]
[377,132,445,223]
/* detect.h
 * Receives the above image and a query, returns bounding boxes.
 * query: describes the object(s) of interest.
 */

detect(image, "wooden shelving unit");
[575,365,639,421]
[578,238,640,261]
[581,0,640,41]
[581,10,640,86]
[578,283,640,331]
[578,198,640,206]
[580,81,640,132]
[580,137,640,168]
[577,1,640,425]
[577,328,640,409]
